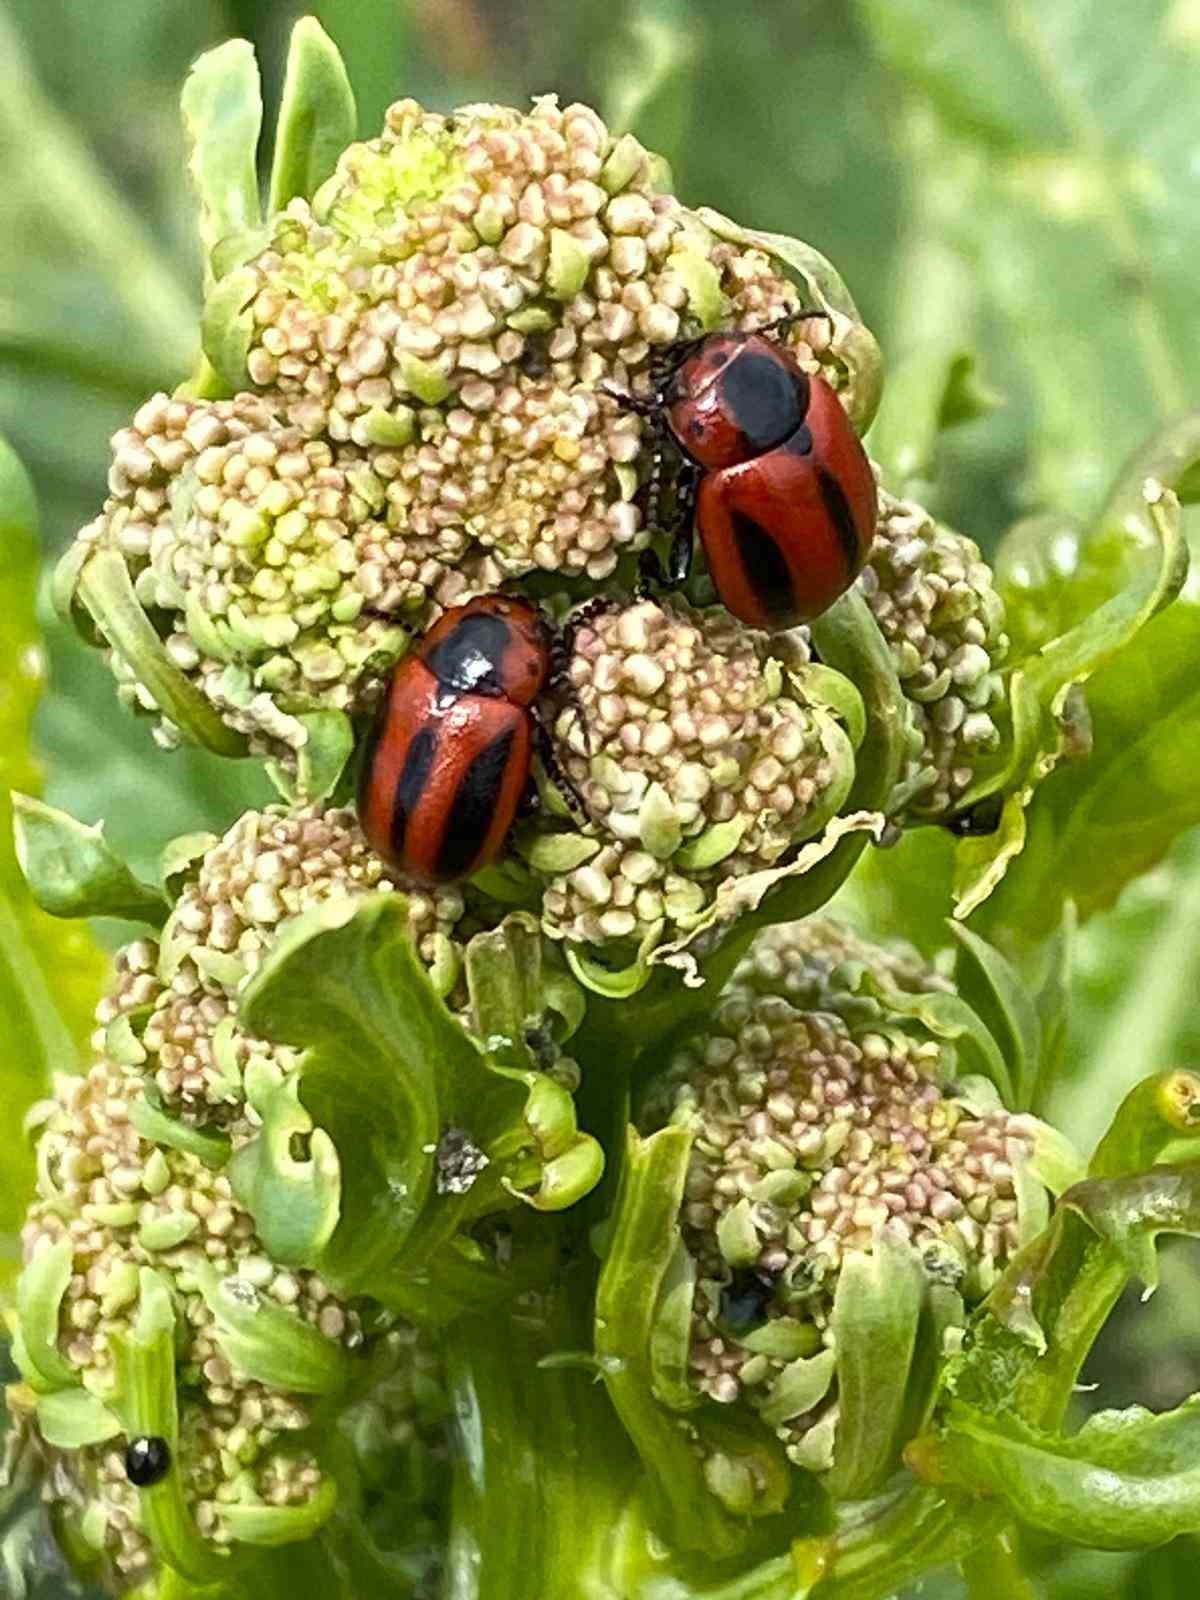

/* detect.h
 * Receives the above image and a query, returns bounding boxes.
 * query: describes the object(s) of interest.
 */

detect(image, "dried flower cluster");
[532,596,855,952]
[642,919,1042,1466]
[69,95,841,755]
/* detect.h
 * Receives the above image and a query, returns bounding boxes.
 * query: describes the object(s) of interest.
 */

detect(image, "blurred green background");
[3,0,1200,1594]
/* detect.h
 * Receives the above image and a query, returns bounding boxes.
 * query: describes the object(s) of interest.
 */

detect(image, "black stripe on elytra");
[423,611,510,696]
[720,353,810,455]
[815,464,860,577]
[729,511,796,622]
[436,725,518,879]
[390,725,438,855]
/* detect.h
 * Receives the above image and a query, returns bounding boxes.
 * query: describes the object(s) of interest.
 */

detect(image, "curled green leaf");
[16,1236,78,1390]
[185,1256,351,1395]
[12,793,167,926]
[200,265,258,391]
[949,921,1041,1109]
[1090,1070,1200,1178]
[159,831,219,899]
[228,1057,341,1267]
[596,1127,788,1557]
[912,1397,1200,1551]
[108,1269,222,1583]
[268,19,356,214]
[222,1477,339,1546]
[294,709,355,803]
[954,479,1189,918]
[34,1386,122,1450]
[180,39,263,284]
[826,1228,926,1499]
[76,549,249,758]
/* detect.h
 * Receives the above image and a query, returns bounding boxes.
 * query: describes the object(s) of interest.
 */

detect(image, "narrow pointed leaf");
[12,792,167,925]
[268,19,357,214]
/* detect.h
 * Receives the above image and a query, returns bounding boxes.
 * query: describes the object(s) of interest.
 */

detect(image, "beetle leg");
[532,709,589,819]
[760,308,834,342]
[560,595,618,666]
[664,461,700,585]
[599,379,661,416]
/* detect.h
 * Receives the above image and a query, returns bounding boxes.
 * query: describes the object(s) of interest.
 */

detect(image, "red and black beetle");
[359,594,560,883]
[618,325,877,630]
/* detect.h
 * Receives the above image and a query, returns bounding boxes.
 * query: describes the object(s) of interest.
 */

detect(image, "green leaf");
[595,1127,790,1557]
[11,791,167,925]
[1063,1163,1200,1294]
[199,264,257,392]
[180,39,263,283]
[228,1056,341,1268]
[976,435,1200,957]
[222,1478,339,1547]
[184,1256,351,1395]
[15,1236,78,1390]
[953,477,1188,920]
[916,1396,1200,1551]
[76,547,250,759]
[950,922,1041,1109]
[236,895,443,1294]
[238,894,601,1317]
[34,1385,121,1449]
[1089,1071,1200,1179]
[826,1228,927,1499]
[108,1268,223,1583]
[945,1163,1200,1440]
[268,19,356,215]
[855,0,1200,522]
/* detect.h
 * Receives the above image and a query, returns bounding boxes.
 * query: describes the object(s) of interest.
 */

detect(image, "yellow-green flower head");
[862,489,1010,822]
[640,918,1042,1468]
[103,803,467,1122]
[65,92,856,755]
[529,597,857,955]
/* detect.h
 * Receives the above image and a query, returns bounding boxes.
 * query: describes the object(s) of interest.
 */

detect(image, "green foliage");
[5,4,1200,1598]
[0,438,107,1293]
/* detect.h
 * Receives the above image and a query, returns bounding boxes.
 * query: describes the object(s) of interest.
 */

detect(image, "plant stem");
[441,1256,643,1600]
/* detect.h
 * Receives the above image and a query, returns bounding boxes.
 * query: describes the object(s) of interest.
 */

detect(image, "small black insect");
[717,1267,777,1335]
[124,1434,171,1488]
[945,792,1005,838]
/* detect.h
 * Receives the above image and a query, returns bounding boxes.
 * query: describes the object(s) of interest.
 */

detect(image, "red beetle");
[621,327,877,630]
[359,594,557,883]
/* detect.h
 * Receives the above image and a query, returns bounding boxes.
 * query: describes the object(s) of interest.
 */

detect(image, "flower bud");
[531,598,857,962]
[859,489,1010,823]
[639,917,1043,1467]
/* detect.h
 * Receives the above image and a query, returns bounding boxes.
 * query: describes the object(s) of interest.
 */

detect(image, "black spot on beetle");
[391,725,438,852]
[436,726,517,878]
[730,511,795,622]
[720,352,809,453]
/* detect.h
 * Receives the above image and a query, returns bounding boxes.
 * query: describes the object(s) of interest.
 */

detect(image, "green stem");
[77,549,249,759]
[442,1261,641,1600]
